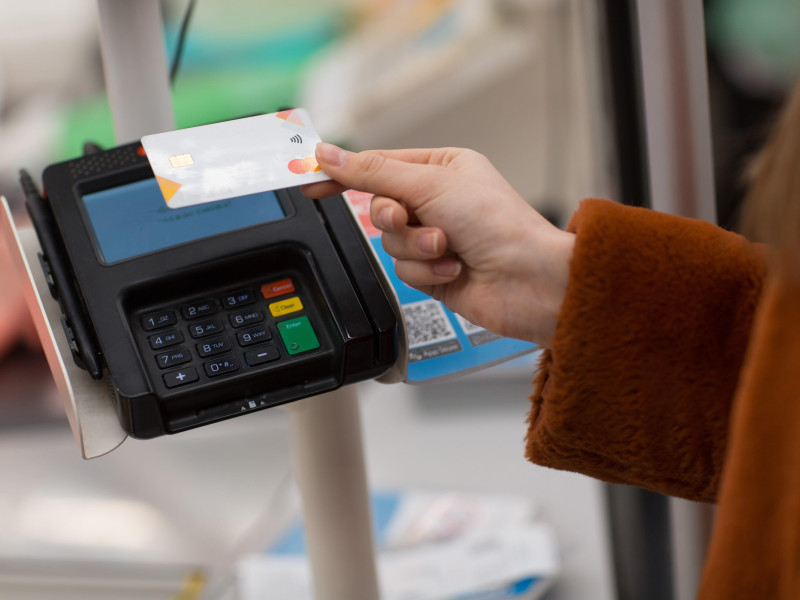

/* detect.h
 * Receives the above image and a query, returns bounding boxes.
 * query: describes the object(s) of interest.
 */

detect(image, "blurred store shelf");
[0,374,614,600]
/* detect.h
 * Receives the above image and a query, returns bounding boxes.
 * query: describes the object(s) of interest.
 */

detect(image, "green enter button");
[277,316,320,355]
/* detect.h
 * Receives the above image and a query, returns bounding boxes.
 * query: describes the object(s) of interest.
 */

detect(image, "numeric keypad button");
[141,310,176,331]
[181,299,217,320]
[155,347,192,369]
[237,326,271,347]
[204,357,239,378]
[196,337,232,358]
[189,318,224,339]
[148,329,183,350]
[221,289,256,309]
[229,309,264,328]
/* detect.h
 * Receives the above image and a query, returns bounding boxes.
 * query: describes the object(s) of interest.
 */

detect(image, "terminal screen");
[81,178,285,264]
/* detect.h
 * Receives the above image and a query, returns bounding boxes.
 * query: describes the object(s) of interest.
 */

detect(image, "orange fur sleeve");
[525,199,767,502]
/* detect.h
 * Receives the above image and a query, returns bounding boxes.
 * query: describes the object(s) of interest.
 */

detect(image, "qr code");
[455,314,484,334]
[403,300,457,348]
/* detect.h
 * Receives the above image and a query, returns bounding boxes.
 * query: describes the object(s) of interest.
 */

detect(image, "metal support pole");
[604,485,674,600]
[636,0,717,223]
[635,1,717,598]
[96,0,174,143]
[600,1,716,598]
[287,388,381,600]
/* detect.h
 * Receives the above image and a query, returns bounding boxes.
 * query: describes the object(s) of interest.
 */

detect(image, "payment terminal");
[23,142,397,439]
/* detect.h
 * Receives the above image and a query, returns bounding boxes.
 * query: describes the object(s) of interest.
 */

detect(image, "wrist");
[544,228,575,329]
[512,221,575,346]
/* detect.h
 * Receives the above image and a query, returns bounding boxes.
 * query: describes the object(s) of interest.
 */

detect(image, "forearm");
[526,199,768,502]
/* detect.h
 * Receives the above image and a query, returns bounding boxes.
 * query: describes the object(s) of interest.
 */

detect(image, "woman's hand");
[301,144,575,346]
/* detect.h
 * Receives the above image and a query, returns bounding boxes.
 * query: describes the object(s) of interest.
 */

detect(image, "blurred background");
[0,0,798,598]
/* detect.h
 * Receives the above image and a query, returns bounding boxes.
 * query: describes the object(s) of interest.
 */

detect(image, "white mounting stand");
[94,1,382,598]
[287,389,381,598]
[0,209,127,460]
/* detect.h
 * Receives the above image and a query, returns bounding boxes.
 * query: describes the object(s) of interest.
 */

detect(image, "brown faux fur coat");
[526,199,800,598]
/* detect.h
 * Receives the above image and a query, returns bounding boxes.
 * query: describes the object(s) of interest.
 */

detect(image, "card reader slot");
[168,376,339,433]
[315,196,397,376]
[21,170,104,378]
[160,348,338,415]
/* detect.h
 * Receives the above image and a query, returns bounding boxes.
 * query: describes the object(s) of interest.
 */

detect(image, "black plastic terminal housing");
[28,142,397,438]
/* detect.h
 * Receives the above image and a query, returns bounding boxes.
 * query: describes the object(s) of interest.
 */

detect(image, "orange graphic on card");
[288,156,321,175]
[276,109,305,127]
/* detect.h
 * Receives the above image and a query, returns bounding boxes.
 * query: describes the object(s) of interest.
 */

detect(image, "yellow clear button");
[269,296,304,317]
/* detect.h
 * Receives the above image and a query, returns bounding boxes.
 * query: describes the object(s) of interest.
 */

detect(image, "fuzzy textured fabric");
[525,198,800,597]
[526,199,766,500]
[698,269,800,597]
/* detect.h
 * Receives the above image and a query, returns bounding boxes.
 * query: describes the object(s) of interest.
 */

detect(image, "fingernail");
[417,231,439,255]
[433,260,461,278]
[316,142,350,167]
[378,207,394,232]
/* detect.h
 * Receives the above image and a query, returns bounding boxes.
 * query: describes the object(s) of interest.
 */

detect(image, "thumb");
[315,143,445,211]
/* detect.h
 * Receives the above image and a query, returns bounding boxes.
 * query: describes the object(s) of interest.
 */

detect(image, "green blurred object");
[58,67,306,160]
[57,1,354,160]
[706,0,800,89]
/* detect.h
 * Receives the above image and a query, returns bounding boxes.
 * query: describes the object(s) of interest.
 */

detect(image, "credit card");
[140,109,331,209]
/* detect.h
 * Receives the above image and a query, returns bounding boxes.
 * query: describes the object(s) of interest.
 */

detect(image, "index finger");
[311,143,451,212]
[354,147,459,167]
[302,146,456,200]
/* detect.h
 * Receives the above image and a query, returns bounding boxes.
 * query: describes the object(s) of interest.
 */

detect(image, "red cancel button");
[261,278,295,299]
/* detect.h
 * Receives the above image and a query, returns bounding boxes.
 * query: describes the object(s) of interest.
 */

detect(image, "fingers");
[355,147,459,167]
[301,147,456,199]
[370,191,459,284]
[372,192,446,261]
[394,258,462,287]
[382,226,448,261]
[314,143,448,210]
[371,196,412,231]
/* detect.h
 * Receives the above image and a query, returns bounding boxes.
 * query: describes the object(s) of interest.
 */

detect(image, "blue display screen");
[81,178,286,264]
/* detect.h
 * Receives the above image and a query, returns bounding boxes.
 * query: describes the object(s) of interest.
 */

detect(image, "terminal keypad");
[135,277,321,390]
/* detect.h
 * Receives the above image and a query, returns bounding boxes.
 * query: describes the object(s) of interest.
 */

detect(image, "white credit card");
[140,109,331,209]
